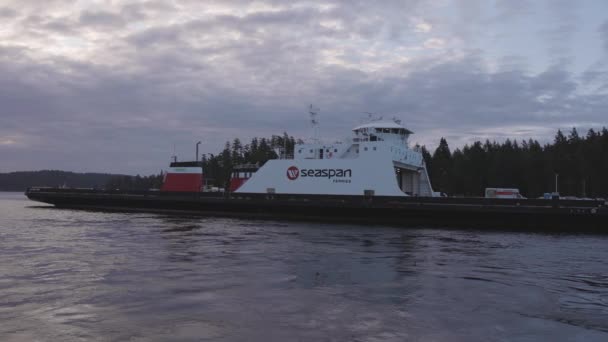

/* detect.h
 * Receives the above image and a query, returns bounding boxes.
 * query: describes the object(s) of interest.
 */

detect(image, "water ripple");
[1,193,607,341]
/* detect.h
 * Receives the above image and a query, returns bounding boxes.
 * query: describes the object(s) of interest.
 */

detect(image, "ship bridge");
[352,121,413,144]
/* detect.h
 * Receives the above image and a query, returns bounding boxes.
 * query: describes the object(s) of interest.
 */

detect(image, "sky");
[1,0,607,174]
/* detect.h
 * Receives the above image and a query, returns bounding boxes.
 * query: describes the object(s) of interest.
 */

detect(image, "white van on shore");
[485,188,525,199]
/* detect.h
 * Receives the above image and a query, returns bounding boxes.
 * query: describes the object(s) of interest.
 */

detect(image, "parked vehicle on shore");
[485,188,525,199]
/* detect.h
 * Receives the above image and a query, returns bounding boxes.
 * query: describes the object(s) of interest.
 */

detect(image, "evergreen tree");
[419,145,432,171]
[430,138,452,193]
[231,138,243,165]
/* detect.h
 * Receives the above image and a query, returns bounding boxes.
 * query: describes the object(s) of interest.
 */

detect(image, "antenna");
[309,104,320,142]
[196,141,201,162]
[362,112,382,123]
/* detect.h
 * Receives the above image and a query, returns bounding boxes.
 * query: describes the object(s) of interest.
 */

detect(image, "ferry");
[25,114,607,231]
[160,117,435,197]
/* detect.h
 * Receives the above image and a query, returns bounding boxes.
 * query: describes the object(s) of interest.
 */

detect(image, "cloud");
[423,38,445,49]
[0,138,17,146]
[413,20,432,33]
[493,0,534,19]
[79,10,126,28]
[0,7,18,18]
[0,0,606,174]
[601,20,608,52]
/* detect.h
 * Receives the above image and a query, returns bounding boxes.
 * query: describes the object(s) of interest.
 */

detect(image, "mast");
[309,104,320,143]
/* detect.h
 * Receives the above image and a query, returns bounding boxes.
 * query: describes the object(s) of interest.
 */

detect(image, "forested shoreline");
[427,128,608,198]
[3,128,607,198]
[196,127,608,198]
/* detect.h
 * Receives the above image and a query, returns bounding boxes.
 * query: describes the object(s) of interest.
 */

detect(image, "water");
[1,192,607,341]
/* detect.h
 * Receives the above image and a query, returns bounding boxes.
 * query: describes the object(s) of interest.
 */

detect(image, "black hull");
[25,188,608,232]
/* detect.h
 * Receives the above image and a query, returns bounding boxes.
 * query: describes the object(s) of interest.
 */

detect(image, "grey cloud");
[79,10,126,27]
[4,41,604,172]
[13,14,80,39]
[601,21,608,51]
[128,26,183,47]
[41,18,79,34]
[493,0,534,19]
[117,1,177,22]
[0,7,18,18]
[2,0,77,11]
[314,56,606,140]
[0,0,606,173]
[537,0,579,57]
[128,5,351,49]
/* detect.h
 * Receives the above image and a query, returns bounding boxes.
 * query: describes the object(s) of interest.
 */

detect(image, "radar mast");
[309,104,320,143]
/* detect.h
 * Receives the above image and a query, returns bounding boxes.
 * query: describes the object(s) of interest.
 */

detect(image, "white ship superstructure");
[236,118,435,197]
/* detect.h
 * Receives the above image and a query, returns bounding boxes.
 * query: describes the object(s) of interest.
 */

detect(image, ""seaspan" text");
[300,168,352,179]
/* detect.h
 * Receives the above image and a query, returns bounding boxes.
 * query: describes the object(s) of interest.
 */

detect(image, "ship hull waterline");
[25,188,608,232]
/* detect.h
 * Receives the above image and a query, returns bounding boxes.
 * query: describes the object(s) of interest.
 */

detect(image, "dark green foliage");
[108,133,297,190]
[427,127,608,198]
[429,138,452,193]
[201,133,296,188]
[105,173,164,190]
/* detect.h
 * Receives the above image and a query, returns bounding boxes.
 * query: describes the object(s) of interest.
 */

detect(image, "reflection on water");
[1,192,607,341]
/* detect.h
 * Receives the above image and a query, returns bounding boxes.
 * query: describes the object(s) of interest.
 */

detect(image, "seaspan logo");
[286,166,300,180]
[286,166,352,181]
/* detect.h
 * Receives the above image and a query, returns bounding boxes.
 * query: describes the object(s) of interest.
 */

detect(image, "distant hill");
[0,170,127,191]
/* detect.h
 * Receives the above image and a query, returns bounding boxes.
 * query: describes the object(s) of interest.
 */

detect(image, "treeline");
[426,128,608,198]
[105,174,164,190]
[102,131,298,190]
[7,128,607,197]
[200,133,300,187]
[103,134,299,190]
[0,170,122,191]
